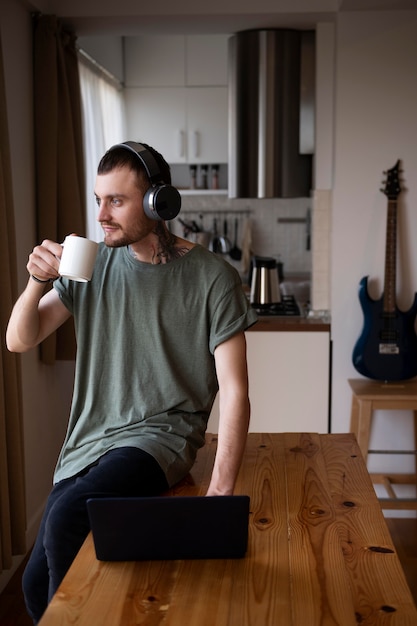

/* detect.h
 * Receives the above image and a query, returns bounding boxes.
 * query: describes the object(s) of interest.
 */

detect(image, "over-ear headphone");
[108,141,181,221]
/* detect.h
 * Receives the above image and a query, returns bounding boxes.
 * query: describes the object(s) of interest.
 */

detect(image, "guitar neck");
[383,198,397,313]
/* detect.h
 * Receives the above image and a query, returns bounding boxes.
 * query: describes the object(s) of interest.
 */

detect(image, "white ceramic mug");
[59,235,99,282]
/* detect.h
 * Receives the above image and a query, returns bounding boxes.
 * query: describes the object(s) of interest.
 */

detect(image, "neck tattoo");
[128,229,190,265]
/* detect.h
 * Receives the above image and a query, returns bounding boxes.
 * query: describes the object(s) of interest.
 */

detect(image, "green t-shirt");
[53,244,257,486]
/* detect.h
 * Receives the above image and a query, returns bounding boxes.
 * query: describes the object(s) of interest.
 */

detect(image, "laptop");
[87,495,250,561]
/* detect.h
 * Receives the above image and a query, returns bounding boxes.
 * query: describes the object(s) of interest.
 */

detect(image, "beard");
[101,220,154,248]
[103,232,131,248]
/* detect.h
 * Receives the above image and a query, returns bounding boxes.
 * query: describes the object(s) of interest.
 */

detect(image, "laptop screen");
[87,495,250,561]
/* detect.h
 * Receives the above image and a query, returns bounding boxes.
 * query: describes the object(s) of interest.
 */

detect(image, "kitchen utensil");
[241,218,253,276]
[178,217,211,246]
[250,256,281,307]
[209,218,230,254]
[229,217,242,261]
[195,231,211,247]
[209,218,220,253]
[222,219,231,253]
[178,217,197,238]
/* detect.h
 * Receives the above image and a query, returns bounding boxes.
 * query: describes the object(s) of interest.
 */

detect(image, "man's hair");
[97,142,172,186]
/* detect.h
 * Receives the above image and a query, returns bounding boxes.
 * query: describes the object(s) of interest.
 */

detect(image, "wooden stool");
[349,378,417,510]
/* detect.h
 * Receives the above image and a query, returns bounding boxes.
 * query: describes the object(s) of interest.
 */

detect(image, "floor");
[385,517,417,606]
[0,551,31,626]
[0,518,416,625]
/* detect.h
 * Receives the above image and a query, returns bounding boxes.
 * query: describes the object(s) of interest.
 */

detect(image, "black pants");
[22,447,169,624]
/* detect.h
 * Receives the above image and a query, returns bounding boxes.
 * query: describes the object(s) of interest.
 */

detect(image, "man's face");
[95,166,154,248]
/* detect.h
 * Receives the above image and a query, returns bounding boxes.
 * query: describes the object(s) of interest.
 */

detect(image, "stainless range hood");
[228,29,314,199]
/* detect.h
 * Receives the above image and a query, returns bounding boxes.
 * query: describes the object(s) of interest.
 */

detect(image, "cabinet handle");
[178,130,186,158]
[192,131,200,158]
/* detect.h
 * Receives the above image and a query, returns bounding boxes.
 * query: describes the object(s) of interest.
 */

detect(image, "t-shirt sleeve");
[209,282,258,353]
[54,277,74,313]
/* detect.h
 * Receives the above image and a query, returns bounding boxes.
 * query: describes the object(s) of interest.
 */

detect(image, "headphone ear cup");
[143,185,182,221]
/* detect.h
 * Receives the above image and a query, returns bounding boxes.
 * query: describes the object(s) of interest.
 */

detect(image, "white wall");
[77,36,124,83]
[331,11,417,510]
[0,0,75,591]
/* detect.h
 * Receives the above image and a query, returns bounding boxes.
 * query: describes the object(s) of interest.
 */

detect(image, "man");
[6,141,257,624]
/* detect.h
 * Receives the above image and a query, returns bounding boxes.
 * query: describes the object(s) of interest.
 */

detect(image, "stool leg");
[350,394,360,440]
[356,400,373,463]
[349,394,373,461]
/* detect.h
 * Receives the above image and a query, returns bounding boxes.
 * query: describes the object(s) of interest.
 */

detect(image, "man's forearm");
[206,397,250,496]
[6,278,49,352]
[7,238,66,352]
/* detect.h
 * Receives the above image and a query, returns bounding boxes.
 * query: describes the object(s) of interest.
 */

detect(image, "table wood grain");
[39,433,417,625]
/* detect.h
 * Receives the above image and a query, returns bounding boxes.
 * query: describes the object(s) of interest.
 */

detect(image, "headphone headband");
[113,141,163,184]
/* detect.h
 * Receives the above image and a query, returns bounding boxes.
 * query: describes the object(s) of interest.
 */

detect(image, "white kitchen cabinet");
[186,35,229,86]
[186,88,228,162]
[125,86,228,164]
[207,330,330,434]
[124,35,228,87]
[125,87,185,162]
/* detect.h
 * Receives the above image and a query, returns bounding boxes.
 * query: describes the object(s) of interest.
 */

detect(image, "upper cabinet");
[185,36,228,86]
[125,36,186,87]
[124,35,229,87]
[125,87,228,164]
[124,35,229,164]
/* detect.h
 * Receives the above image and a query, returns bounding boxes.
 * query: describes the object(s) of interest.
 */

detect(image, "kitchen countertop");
[242,284,329,331]
[247,314,330,332]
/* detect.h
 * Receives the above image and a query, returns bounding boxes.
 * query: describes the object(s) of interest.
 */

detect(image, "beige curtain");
[0,14,87,571]
[0,35,26,572]
[33,14,86,363]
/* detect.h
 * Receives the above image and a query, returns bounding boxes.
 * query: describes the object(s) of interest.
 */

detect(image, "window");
[78,52,126,242]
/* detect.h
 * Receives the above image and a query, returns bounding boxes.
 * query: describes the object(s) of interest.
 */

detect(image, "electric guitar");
[352,160,417,381]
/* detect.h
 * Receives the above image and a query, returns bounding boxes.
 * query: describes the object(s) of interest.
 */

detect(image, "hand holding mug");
[27,239,63,283]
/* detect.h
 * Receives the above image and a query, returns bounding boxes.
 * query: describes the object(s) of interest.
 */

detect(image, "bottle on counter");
[189,164,197,189]
[211,164,219,190]
[200,164,208,190]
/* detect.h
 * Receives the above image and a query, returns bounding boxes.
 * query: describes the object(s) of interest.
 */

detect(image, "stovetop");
[252,295,302,317]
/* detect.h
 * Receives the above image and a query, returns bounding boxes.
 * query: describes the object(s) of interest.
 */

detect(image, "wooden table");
[39,433,417,625]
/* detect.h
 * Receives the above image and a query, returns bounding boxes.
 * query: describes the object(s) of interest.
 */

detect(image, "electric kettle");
[250,256,281,307]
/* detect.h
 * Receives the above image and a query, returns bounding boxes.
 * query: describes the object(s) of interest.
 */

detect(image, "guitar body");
[352,276,417,381]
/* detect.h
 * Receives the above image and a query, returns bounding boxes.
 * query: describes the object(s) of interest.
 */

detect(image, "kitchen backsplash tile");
[171,193,312,280]
[170,190,332,316]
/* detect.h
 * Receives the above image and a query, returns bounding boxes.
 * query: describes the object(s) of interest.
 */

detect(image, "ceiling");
[36,0,416,36]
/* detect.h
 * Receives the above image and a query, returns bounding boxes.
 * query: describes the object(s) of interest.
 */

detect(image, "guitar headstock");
[381,160,402,200]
